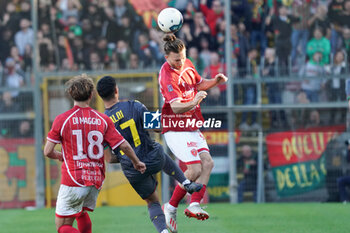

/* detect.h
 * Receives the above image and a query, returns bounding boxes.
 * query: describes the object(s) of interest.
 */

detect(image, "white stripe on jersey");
[62,147,85,187]
[91,110,108,131]
[111,138,125,150]
[47,137,61,144]
[178,67,196,85]
[60,108,80,136]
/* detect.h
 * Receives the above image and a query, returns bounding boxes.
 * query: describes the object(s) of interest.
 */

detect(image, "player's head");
[65,73,94,102]
[97,76,118,101]
[163,34,186,70]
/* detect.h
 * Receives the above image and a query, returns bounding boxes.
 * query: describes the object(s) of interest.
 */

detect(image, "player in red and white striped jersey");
[44,74,145,233]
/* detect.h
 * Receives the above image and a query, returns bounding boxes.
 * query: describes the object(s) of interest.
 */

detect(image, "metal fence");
[0,67,349,208]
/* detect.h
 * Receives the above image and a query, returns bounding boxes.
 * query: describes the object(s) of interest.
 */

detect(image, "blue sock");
[162,153,187,184]
[148,202,167,233]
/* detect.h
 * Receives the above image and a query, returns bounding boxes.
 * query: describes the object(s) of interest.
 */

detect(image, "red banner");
[266,125,345,167]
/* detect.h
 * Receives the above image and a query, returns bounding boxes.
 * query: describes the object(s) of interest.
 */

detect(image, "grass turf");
[0,203,349,233]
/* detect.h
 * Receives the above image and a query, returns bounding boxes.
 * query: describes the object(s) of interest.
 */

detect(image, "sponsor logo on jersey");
[191,149,198,156]
[187,142,198,147]
[167,84,174,92]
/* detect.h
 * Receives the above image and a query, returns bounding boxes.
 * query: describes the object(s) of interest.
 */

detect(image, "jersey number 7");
[120,119,141,155]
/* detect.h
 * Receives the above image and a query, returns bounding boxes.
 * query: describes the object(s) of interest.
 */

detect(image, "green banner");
[207,173,229,202]
[272,155,327,197]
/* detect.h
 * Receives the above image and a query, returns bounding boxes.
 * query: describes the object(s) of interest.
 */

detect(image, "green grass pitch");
[1,203,350,233]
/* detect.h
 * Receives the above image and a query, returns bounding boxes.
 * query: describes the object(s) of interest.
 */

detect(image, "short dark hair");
[65,74,94,102]
[97,76,117,101]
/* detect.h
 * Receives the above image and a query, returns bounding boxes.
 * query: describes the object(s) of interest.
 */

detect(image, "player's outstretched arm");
[104,146,120,163]
[118,141,146,173]
[170,91,207,114]
[197,73,228,91]
[43,140,63,161]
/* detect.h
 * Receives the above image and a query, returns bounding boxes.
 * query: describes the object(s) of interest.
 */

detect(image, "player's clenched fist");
[215,73,228,84]
[194,91,207,104]
[134,161,146,174]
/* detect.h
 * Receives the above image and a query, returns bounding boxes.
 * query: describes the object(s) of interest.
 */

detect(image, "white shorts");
[55,184,99,218]
[164,131,209,165]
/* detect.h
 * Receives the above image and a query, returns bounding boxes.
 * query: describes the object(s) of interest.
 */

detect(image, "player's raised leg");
[161,150,203,194]
[184,151,214,220]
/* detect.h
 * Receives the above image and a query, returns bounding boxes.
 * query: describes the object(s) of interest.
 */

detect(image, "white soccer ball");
[157,8,183,33]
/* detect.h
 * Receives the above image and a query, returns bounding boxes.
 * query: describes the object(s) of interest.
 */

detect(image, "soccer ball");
[157,8,183,33]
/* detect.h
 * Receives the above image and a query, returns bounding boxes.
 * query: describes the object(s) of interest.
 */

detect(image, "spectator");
[56,0,81,23]
[308,4,331,38]
[22,44,32,71]
[3,58,24,98]
[188,46,205,75]
[325,50,346,123]
[71,37,88,70]
[199,0,224,36]
[136,33,159,68]
[116,40,131,69]
[88,51,103,70]
[38,31,54,68]
[113,0,143,29]
[266,5,300,75]
[262,48,287,129]
[2,2,21,33]
[307,27,331,65]
[202,52,226,105]
[231,0,251,28]
[305,109,323,128]
[250,0,269,55]
[300,52,326,102]
[179,11,211,50]
[199,37,212,68]
[182,1,196,24]
[342,28,350,63]
[290,0,311,66]
[328,0,345,54]
[13,120,33,138]
[237,145,257,203]
[102,7,119,44]
[0,28,14,64]
[128,53,139,69]
[19,1,31,20]
[240,49,260,131]
[14,18,34,56]
[338,0,350,29]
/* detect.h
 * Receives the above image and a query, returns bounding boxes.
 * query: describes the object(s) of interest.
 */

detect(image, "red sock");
[169,184,187,208]
[76,212,92,233]
[190,184,206,204]
[57,225,80,233]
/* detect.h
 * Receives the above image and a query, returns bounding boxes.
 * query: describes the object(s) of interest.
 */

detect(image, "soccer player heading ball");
[159,34,227,232]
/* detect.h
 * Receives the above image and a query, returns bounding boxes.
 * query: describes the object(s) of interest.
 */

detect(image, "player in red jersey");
[44,74,146,233]
[159,34,227,232]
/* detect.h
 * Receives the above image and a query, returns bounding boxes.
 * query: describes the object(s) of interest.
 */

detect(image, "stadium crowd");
[0,0,349,134]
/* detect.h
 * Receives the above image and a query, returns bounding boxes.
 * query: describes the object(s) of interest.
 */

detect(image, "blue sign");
[143,110,161,129]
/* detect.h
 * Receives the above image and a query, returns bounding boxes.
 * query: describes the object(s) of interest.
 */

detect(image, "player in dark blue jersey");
[97,76,202,233]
